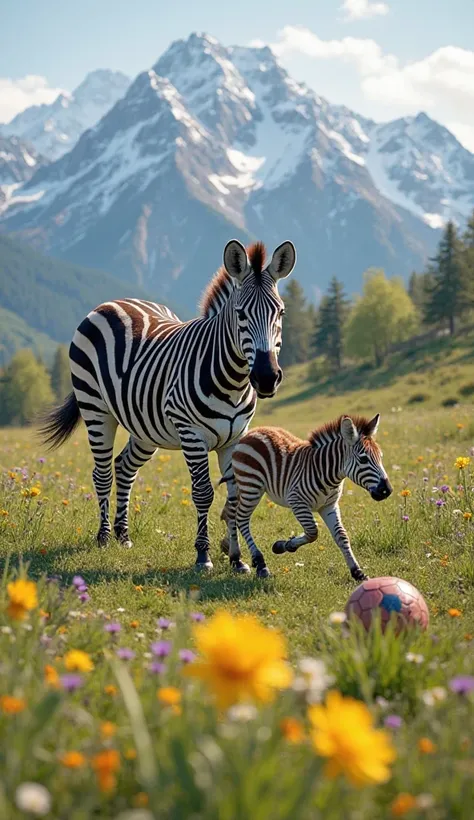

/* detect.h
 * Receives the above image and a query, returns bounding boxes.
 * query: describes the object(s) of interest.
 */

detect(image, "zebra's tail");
[37,391,82,450]
[214,470,234,490]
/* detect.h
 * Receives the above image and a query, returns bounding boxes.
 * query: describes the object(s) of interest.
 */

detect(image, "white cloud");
[270,26,474,153]
[341,0,389,21]
[0,75,65,124]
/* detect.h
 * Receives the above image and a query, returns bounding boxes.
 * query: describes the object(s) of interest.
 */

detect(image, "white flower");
[406,652,424,664]
[421,687,447,706]
[328,611,347,625]
[116,607,126,613]
[296,657,334,703]
[227,704,258,722]
[295,562,304,567]
[452,509,462,515]
[416,794,435,810]
[15,783,52,816]
[1,626,12,634]
[375,696,390,710]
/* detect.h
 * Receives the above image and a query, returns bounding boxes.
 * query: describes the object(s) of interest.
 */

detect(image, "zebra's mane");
[308,415,378,450]
[200,242,267,319]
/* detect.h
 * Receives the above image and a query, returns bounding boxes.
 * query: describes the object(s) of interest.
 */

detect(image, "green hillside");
[0,306,57,367]
[0,234,169,347]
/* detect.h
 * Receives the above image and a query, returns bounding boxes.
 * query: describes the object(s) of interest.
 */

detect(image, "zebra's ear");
[266,241,296,282]
[223,240,250,284]
[341,416,359,445]
[366,414,380,437]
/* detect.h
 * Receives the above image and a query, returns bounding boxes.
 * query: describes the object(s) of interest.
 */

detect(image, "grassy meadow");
[1,341,474,818]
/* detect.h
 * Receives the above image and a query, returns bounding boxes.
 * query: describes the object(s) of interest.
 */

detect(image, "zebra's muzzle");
[250,350,282,399]
[370,478,393,501]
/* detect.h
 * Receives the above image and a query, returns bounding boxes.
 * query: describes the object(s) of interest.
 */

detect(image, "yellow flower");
[145,486,152,493]
[457,423,465,430]
[29,487,41,497]
[104,685,118,697]
[463,512,472,520]
[448,608,462,618]
[418,737,437,754]
[455,457,470,470]
[180,499,190,506]
[157,687,182,707]
[60,751,86,768]
[0,695,26,714]
[100,721,117,739]
[6,579,38,621]
[44,665,60,689]
[0,509,8,516]
[400,489,411,498]
[308,690,396,787]
[391,793,417,816]
[184,610,293,708]
[181,486,190,494]
[64,650,94,673]
[124,748,137,760]
[92,749,120,793]
[280,717,305,744]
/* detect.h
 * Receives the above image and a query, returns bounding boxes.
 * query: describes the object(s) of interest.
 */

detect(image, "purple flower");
[40,634,52,647]
[79,593,90,603]
[179,649,196,664]
[149,661,166,674]
[38,457,46,464]
[84,493,93,501]
[72,575,86,588]
[190,612,205,622]
[402,515,409,522]
[60,674,83,692]
[116,647,135,661]
[77,584,88,593]
[384,715,402,730]
[436,499,445,508]
[104,622,121,634]
[449,676,474,695]
[151,640,171,658]
[440,485,450,493]
[157,617,172,630]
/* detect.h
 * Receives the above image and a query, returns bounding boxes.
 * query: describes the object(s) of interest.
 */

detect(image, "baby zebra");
[221,414,392,580]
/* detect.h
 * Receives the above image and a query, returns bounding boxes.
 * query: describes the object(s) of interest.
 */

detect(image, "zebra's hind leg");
[218,446,249,574]
[235,486,268,578]
[273,499,318,555]
[85,413,118,547]
[114,436,157,547]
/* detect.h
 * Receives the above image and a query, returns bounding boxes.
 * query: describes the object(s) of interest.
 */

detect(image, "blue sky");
[2,0,474,148]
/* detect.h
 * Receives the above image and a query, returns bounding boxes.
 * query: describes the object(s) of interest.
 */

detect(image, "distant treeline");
[1,214,473,427]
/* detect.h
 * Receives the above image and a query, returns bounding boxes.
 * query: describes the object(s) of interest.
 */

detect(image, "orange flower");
[104,685,117,697]
[129,620,140,629]
[62,499,69,506]
[6,579,38,621]
[100,721,117,739]
[0,695,26,715]
[133,793,149,808]
[400,489,411,498]
[60,751,86,768]
[448,608,462,618]
[418,737,437,754]
[391,793,417,816]
[124,748,137,760]
[92,749,120,793]
[463,512,472,520]
[157,687,182,714]
[44,665,60,689]
[280,717,305,744]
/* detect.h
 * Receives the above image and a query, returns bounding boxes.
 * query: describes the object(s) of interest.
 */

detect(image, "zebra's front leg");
[217,445,250,574]
[320,503,368,582]
[180,435,215,570]
[114,436,157,547]
[272,498,318,555]
[235,486,268,578]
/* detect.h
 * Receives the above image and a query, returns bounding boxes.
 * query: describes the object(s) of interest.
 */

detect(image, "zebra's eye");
[359,454,370,465]
[279,308,286,318]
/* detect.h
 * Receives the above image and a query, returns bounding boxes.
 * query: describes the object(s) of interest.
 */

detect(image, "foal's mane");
[199,242,267,318]
[308,415,378,451]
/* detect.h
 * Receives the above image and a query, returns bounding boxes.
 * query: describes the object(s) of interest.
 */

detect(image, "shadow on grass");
[0,545,273,602]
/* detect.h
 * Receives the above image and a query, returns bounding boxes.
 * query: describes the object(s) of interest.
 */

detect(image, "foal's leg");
[113,436,157,547]
[83,412,118,546]
[272,497,318,555]
[235,485,268,578]
[319,502,367,582]
[217,445,249,574]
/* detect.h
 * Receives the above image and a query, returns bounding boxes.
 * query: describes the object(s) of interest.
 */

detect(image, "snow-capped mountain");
[1,70,130,160]
[0,136,48,208]
[1,33,473,310]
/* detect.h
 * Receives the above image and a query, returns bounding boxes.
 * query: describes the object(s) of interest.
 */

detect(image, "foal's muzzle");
[370,478,393,502]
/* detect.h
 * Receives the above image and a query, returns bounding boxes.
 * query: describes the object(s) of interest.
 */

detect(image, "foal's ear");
[266,241,296,281]
[341,416,359,445]
[223,240,250,284]
[366,414,380,437]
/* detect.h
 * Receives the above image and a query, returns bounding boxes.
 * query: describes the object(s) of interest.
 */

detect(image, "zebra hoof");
[351,568,368,582]
[220,537,230,556]
[272,540,287,555]
[256,566,271,579]
[119,539,133,549]
[231,559,251,574]
[97,531,110,548]
[195,554,214,571]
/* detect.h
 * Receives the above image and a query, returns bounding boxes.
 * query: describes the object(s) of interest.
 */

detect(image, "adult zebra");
[40,239,296,572]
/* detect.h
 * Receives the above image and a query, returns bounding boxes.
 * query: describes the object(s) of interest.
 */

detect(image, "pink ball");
[345,576,429,634]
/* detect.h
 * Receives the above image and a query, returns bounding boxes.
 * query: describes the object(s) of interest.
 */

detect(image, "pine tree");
[312,277,350,371]
[0,349,54,426]
[51,344,71,400]
[279,279,313,367]
[424,221,472,335]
